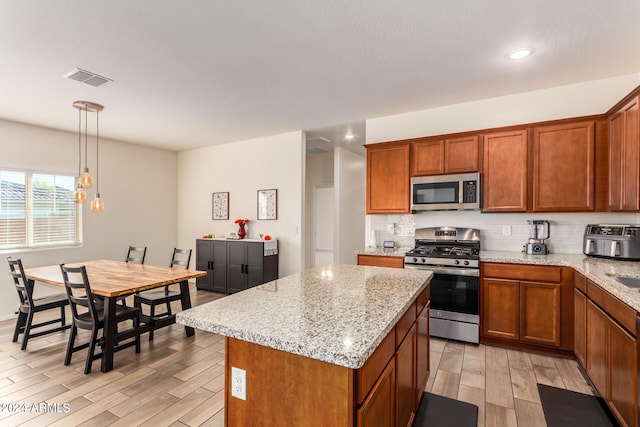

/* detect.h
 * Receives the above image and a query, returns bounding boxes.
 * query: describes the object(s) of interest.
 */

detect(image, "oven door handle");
[405,264,480,277]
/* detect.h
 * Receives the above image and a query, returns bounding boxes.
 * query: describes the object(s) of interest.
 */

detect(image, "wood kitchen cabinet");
[196,239,227,292]
[358,359,396,427]
[366,142,411,214]
[532,121,595,212]
[580,279,639,427]
[357,254,404,269]
[411,135,479,176]
[482,129,528,212]
[396,324,416,427]
[609,96,640,211]
[481,263,569,350]
[415,301,430,406]
[197,239,278,294]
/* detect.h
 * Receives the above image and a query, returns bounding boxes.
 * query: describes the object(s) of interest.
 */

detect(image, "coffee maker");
[525,220,549,255]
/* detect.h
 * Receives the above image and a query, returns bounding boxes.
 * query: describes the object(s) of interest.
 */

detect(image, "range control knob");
[413,258,418,263]
[421,258,427,263]
[454,259,460,265]
[464,260,469,266]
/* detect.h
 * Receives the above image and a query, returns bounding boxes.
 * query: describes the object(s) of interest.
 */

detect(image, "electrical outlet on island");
[231,366,246,400]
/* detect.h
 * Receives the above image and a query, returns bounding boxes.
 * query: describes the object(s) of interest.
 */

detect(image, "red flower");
[234,218,250,224]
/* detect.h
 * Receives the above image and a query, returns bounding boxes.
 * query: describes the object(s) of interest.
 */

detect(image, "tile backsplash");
[368,211,640,253]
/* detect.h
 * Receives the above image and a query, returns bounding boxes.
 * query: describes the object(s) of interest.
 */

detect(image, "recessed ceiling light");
[506,48,535,60]
[345,133,355,140]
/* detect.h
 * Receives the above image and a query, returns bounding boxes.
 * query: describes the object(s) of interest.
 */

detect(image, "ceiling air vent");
[63,68,113,87]
[306,137,330,145]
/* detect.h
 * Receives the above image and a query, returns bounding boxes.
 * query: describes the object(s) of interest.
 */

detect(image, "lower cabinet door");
[482,279,519,341]
[586,301,609,396]
[415,303,430,407]
[609,319,638,427]
[520,281,561,347]
[396,324,416,427]
[358,359,396,427]
[574,289,587,367]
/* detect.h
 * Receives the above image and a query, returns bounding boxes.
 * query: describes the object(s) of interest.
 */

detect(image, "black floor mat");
[538,383,619,427]
[412,392,478,427]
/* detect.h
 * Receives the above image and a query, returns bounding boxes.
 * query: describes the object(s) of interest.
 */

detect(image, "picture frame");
[212,192,229,220]
[257,189,277,220]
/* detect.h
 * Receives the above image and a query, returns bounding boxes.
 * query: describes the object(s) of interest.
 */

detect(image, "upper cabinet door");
[482,130,528,212]
[366,142,411,214]
[411,139,445,176]
[621,97,640,210]
[609,111,624,210]
[444,136,480,174]
[532,121,595,212]
[411,136,479,176]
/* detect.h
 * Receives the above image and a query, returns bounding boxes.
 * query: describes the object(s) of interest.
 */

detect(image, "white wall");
[177,131,304,277]
[0,119,178,319]
[364,74,640,252]
[304,152,334,269]
[367,73,640,144]
[334,147,365,264]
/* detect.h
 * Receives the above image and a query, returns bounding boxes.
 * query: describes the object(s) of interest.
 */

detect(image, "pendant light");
[90,105,104,212]
[73,106,86,203]
[72,101,104,211]
[79,105,93,188]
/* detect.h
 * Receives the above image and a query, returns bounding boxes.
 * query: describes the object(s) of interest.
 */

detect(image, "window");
[0,169,81,250]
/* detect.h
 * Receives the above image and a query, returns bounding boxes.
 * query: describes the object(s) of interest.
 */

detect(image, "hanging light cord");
[84,106,88,168]
[95,110,99,193]
[77,107,82,178]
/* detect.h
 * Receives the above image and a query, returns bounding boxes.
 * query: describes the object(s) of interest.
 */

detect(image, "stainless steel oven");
[404,226,480,344]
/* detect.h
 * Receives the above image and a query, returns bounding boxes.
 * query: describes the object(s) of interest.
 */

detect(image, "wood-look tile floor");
[0,285,595,426]
[426,338,596,427]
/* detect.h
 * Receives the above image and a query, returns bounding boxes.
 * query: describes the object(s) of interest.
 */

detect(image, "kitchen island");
[177,264,432,427]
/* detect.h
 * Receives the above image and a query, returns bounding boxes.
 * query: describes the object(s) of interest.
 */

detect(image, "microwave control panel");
[462,180,477,203]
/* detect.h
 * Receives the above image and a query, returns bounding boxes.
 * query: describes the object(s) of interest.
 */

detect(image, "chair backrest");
[170,248,192,270]
[7,257,34,309]
[126,246,147,264]
[60,264,100,323]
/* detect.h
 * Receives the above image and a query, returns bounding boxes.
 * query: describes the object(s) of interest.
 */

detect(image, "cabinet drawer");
[587,280,637,336]
[483,263,561,283]
[395,301,417,348]
[574,271,587,293]
[357,254,404,269]
[416,285,430,314]
[357,328,395,405]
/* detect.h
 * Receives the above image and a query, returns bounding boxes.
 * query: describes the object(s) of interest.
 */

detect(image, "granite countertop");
[176,264,432,369]
[356,247,411,257]
[482,250,640,312]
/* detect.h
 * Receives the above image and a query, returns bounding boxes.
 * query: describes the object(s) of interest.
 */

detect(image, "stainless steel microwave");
[411,173,481,211]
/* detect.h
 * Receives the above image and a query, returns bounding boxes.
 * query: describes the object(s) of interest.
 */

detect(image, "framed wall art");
[212,192,229,220]
[257,189,277,220]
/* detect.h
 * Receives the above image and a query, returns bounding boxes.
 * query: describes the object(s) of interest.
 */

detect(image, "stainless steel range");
[405,226,480,344]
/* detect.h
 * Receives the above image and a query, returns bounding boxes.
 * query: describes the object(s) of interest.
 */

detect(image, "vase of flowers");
[235,218,249,239]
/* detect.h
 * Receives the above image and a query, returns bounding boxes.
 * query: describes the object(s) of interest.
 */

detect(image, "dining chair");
[7,257,71,350]
[60,263,141,374]
[134,248,192,341]
[126,246,146,264]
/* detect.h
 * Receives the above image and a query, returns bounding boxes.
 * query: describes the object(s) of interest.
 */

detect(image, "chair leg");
[166,301,172,316]
[149,304,155,341]
[85,328,99,375]
[21,312,35,350]
[64,325,77,366]
[60,305,66,326]
[134,317,141,353]
[13,311,27,343]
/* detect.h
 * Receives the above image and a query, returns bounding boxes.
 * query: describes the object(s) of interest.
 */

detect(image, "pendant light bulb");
[80,167,93,188]
[74,184,86,203]
[91,193,104,212]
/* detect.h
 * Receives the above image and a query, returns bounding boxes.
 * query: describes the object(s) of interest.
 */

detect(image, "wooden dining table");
[24,259,207,372]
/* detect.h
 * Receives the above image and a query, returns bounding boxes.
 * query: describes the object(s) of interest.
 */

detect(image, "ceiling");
[1,1,639,152]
